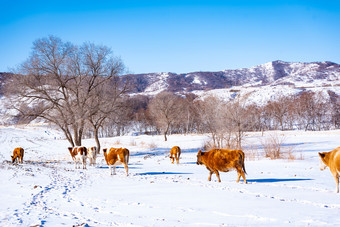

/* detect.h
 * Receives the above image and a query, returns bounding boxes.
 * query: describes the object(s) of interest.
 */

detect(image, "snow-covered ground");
[0,125,340,226]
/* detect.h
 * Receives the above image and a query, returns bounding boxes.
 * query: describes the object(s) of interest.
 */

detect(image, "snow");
[143,73,170,95]
[193,84,340,106]
[1,125,340,226]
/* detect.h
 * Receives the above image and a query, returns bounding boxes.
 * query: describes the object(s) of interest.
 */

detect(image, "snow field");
[0,125,340,226]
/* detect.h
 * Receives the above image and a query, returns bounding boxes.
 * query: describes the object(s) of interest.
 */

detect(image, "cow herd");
[9,144,340,193]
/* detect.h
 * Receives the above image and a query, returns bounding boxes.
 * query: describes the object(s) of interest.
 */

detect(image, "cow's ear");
[318,152,325,158]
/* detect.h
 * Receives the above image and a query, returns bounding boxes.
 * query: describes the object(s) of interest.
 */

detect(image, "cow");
[103,147,129,176]
[196,149,247,183]
[319,147,340,193]
[87,146,97,166]
[11,147,24,164]
[68,146,87,169]
[170,146,181,164]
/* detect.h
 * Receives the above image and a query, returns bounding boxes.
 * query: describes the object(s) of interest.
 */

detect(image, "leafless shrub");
[113,140,121,145]
[261,133,302,160]
[202,135,239,151]
[244,145,261,161]
[147,142,157,149]
[261,133,286,159]
[129,139,137,146]
[286,148,304,161]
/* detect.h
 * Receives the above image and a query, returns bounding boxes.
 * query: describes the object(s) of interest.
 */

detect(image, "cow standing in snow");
[319,147,340,193]
[170,146,181,164]
[87,146,97,166]
[68,146,87,169]
[11,147,24,164]
[103,147,129,176]
[197,149,247,183]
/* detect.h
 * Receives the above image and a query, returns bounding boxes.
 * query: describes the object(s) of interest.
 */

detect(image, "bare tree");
[148,92,182,141]
[195,95,228,148]
[225,95,251,148]
[4,36,125,147]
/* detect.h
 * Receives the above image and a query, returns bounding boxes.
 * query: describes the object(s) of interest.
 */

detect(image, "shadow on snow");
[136,171,193,176]
[246,178,313,183]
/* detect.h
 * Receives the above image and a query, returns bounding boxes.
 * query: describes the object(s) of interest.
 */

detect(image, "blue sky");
[1,0,339,74]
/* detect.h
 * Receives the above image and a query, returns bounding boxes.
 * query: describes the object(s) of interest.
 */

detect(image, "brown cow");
[68,146,87,169]
[87,146,97,166]
[196,149,247,183]
[11,147,24,164]
[170,146,181,164]
[319,147,340,193]
[103,147,130,176]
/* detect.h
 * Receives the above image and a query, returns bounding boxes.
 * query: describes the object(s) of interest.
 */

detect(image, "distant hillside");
[122,61,340,95]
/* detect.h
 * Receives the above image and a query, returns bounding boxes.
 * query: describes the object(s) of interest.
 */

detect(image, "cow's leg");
[333,173,339,193]
[236,167,247,183]
[113,166,116,175]
[241,170,247,184]
[236,169,247,183]
[176,154,179,164]
[109,166,113,175]
[237,171,241,183]
[208,170,214,181]
[124,163,129,176]
[170,155,174,164]
[214,170,221,182]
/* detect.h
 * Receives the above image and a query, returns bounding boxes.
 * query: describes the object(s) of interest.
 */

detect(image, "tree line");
[4,36,340,151]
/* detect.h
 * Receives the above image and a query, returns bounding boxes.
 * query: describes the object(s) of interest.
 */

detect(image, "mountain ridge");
[122,60,340,95]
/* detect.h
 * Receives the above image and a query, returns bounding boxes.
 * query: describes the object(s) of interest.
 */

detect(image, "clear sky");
[1,0,339,74]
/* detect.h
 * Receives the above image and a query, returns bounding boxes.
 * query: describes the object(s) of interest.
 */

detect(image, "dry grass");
[146,142,157,149]
[113,140,121,146]
[202,136,239,151]
[261,133,286,159]
[244,145,261,161]
[129,139,137,146]
[260,133,304,160]
[138,141,157,149]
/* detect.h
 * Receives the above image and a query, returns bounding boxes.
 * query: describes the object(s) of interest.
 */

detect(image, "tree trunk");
[164,125,169,142]
[94,127,101,154]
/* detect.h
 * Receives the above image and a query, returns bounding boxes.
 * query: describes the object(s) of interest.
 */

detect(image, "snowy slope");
[0,125,340,226]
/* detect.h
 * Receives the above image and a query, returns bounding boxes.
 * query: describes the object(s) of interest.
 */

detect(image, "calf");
[68,146,87,169]
[196,149,247,183]
[87,146,97,166]
[11,147,24,164]
[170,146,181,164]
[319,147,340,193]
[103,147,129,176]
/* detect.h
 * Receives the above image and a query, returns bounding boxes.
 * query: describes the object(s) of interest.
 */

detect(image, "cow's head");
[11,155,16,163]
[318,152,328,171]
[196,150,205,165]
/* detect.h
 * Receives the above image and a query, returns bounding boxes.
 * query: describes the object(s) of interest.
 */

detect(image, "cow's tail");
[125,148,130,164]
[239,151,247,175]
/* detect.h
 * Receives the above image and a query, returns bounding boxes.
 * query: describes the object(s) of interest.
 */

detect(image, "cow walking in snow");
[197,149,247,183]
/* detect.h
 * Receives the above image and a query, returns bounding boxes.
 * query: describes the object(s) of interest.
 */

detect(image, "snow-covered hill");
[125,60,340,95]
[122,61,340,105]
[1,125,340,226]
